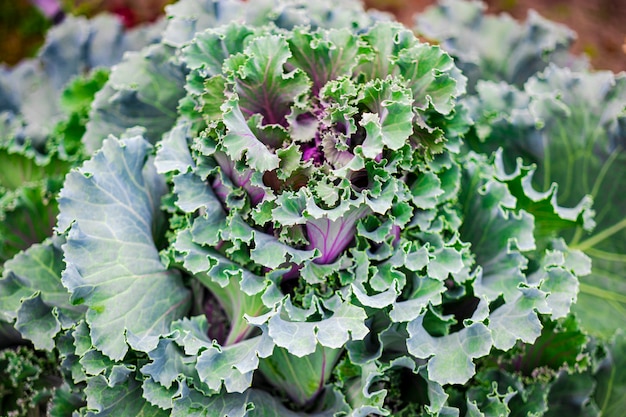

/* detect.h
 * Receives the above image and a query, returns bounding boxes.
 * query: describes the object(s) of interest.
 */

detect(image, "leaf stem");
[578,282,626,303]
[585,248,626,263]
[571,217,626,251]
[600,361,616,415]
[590,146,621,200]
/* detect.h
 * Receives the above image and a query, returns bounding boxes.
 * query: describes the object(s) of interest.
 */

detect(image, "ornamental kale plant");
[56,11,590,417]
[416,0,626,414]
[1,0,625,416]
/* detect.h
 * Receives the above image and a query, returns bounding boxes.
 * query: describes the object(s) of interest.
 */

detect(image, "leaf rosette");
[33,2,600,415]
[121,19,589,413]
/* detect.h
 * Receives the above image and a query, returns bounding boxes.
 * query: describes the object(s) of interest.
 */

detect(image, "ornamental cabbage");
[56,15,587,417]
[1,0,625,416]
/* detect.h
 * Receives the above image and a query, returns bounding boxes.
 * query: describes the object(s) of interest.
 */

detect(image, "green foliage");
[0,1,50,63]
[0,346,61,417]
[1,0,625,416]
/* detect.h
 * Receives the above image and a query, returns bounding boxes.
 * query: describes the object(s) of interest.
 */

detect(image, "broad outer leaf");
[142,377,181,411]
[0,237,83,349]
[171,383,325,417]
[388,276,445,322]
[58,135,190,360]
[545,371,600,417]
[407,311,492,385]
[154,122,195,174]
[515,315,589,377]
[594,331,626,417]
[527,241,587,320]
[196,332,274,394]
[14,295,59,351]
[0,237,66,322]
[39,14,159,91]
[0,13,162,148]
[161,0,383,49]
[259,297,369,357]
[85,373,168,417]
[487,287,549,351]
[0,61,60,142]
[142,338,197,390]
[48,382,86,417]
[527,68,626,338]
[460,154,535,303]
[162,0,244,47]
[83,44,187,152]
[0,182,62,266]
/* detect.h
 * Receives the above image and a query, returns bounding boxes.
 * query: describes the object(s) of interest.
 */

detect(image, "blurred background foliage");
[365,0,626,72]
[1,0,625,71]
[0,0,172,66]
[0,0,51,66]
[61,0,173,25]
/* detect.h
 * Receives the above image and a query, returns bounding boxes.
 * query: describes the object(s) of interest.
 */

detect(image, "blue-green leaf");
[58,135,190,360]
[407,308,492,385]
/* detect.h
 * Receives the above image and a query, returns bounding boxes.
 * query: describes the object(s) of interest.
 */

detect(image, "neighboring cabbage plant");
[461,66,626,340]
[53,18,591,415]
[415,0,587,91]
[416,1,626,415]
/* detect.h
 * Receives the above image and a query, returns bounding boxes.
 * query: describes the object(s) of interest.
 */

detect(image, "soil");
[363,0,626,72]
